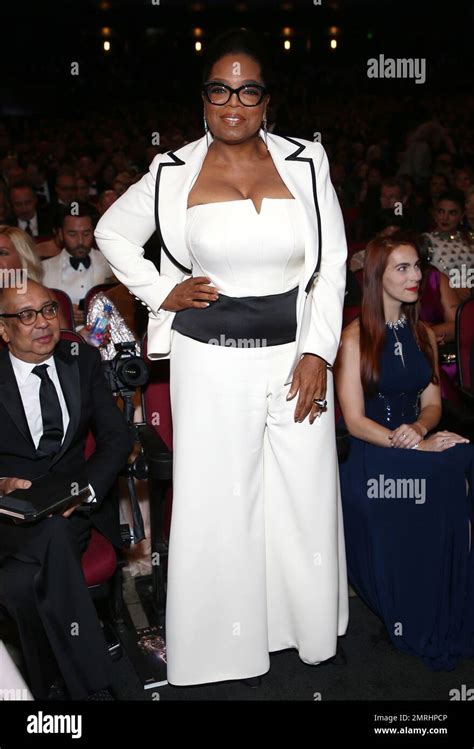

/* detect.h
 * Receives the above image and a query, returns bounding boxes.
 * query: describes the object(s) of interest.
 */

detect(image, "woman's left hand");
[390,422,424,449]
[287,354,328,424]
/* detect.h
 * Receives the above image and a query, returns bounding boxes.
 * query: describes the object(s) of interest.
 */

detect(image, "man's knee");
[0,561,39,617]
[39,514,77,544]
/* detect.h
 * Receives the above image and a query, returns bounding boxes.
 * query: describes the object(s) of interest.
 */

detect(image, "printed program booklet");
[125,625,167,689]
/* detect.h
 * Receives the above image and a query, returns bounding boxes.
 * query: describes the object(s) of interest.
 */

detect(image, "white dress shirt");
[18,214,39,237]
[42,248,114,305]
[9,352,95,501]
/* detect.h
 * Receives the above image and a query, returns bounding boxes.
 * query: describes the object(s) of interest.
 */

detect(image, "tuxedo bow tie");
[70,256,91,270]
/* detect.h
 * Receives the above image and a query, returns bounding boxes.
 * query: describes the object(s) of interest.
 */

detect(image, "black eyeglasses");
[0,301,59,326]
[202,81,268,107]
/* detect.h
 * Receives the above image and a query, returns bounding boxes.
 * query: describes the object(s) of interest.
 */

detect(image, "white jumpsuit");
[165,197,349,685]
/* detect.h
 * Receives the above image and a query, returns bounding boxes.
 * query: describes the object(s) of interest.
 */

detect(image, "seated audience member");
[0,183,11,223]
[76,156,99,198]
[41,171,78,234]
[0,280,132,699]
[425,173,450,222]
[0,225,69,327]
[418,244,461,395]
[97,162,117,194]
[424,190,473,302]
[42,205,114,327]
[397,121,452,189]
[7,182,53,238]
[26,162,53,205]
[84,286,148,360]
[76,176,100,220]
[112,171,133,197]
[454,166,473,196]
[335,232,473,671]
[97,189,118,216]
[50,171,77,210]
[350,210,407,272]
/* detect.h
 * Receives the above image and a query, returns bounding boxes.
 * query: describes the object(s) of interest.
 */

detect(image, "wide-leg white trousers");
[165,331,349,686]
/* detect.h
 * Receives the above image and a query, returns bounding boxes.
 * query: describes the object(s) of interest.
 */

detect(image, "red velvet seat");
[49,288,75,329]
[456,297,474,393]
[82,528,117,586]
[343,305,360,328]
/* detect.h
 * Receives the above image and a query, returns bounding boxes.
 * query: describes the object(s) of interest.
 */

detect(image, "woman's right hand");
[417,431,470,451]
[160,276,219,312]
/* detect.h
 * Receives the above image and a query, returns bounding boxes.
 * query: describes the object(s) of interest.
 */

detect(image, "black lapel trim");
[280,135,322,294]
[154,136,322,292]
[154,150,193,275]
[49,340,81,467]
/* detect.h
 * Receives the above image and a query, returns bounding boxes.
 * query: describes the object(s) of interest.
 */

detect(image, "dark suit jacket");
[6,208,54,237]
[0,340,133,562]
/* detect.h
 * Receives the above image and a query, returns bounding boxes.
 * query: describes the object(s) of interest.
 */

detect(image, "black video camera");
[102,341,149,394]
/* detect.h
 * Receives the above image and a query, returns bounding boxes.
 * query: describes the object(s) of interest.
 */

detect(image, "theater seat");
[81,528,118,587]
[49,288,75,329]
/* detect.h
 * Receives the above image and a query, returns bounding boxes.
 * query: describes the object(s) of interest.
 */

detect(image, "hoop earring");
[203,114,210,148]
[262,115,268,148]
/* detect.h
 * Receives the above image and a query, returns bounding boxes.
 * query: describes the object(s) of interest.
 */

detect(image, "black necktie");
[24,220,33,236]
[70,256,91,270]
[32,364,64,456]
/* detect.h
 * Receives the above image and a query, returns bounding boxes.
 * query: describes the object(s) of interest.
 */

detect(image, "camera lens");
[117,356,149,388]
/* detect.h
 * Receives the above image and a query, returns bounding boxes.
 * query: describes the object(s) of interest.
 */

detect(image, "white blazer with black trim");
[94,128,347,384]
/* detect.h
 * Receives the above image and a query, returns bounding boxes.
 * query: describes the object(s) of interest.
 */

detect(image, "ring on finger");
[313,398,327,408]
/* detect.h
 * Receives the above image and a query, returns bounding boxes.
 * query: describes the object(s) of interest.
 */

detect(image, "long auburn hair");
[359,232,439,395]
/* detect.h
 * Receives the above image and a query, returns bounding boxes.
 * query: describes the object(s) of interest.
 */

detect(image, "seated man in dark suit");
[0,280,133,700]
[7,182,53,238]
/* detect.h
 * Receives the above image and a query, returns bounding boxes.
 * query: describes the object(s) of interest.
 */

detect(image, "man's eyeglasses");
[202,81,268,107]
[0,301,59,326]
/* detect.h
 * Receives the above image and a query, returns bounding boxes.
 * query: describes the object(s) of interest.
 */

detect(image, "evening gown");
[339,318,474,670]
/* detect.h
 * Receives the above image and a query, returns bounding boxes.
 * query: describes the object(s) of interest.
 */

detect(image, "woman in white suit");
[95,29,349,687]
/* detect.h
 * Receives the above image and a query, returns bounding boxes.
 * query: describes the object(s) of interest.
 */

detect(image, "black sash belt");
[171,285,298,347]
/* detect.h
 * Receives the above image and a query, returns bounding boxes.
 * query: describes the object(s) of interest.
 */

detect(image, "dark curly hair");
[201,28,273,93]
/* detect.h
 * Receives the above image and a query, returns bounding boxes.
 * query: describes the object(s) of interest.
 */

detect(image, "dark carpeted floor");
[110,595,474,701]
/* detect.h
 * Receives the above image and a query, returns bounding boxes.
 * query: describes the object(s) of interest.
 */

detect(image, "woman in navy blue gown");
[335,232,474,671]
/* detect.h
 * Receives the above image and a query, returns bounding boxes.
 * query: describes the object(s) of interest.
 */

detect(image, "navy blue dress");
[339,320,474,670]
